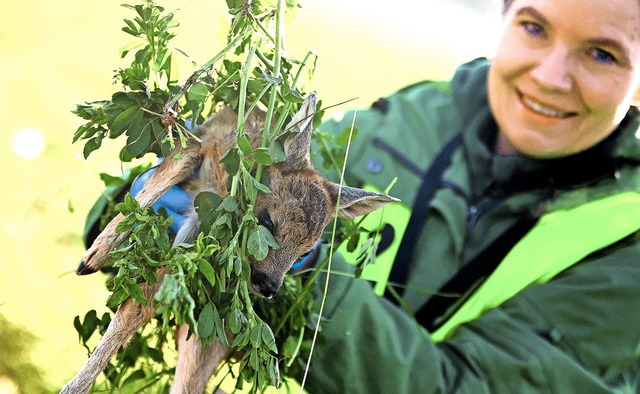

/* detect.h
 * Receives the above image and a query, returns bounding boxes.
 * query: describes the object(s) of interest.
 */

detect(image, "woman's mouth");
[518,91,577,119]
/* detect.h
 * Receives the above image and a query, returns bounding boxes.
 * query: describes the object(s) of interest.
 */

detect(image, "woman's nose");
[530,45,574,92]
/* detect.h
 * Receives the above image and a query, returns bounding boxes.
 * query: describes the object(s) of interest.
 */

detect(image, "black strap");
[384,132,463,302]
[414,213,539,330]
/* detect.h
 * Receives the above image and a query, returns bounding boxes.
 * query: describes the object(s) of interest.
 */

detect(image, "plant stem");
[256,0,284,182]
[261,0,283,145]
[274,50,317,132]
[238,40,260,134]
[251,12,276,44]
[165,32,249,111]
[300,110,359,391]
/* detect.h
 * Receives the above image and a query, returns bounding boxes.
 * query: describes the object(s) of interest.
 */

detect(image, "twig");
[164,32,249,112]
[261,0,284,146]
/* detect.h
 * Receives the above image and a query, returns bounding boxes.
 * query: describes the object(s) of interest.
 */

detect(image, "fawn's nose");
[250,271,280,298]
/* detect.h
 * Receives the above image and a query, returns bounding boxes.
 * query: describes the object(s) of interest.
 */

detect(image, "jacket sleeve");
[301,238,640,394]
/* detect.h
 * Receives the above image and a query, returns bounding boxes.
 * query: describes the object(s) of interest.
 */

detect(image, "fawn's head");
[248,94,399,298]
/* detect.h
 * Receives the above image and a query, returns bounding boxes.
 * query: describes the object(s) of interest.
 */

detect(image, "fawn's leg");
[61,268,170,394]
[170,324,233,394]
[78,140,202,275]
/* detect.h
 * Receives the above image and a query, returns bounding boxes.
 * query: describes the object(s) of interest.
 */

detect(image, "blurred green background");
[0,0,500,392]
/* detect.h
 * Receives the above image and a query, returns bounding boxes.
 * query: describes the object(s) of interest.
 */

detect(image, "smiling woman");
[490,0,640,157]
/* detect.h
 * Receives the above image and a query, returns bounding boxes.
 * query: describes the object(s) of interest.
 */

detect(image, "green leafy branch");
[70,0,394,392]
[70,0,331,392]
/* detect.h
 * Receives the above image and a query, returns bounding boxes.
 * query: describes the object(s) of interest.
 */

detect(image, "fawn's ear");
[280,93,317,172]
[327,183,400,219]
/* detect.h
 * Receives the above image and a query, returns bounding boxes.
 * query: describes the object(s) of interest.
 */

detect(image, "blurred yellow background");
[0,0,500,391]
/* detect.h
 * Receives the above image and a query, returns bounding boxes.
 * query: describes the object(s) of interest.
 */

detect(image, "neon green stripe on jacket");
[431,191,640,341]
[337,184,411,295]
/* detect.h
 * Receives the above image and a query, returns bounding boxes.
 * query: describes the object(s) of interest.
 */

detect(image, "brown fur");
[62,94,398,393]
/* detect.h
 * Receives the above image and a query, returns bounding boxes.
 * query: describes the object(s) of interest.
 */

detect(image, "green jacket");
[302,58,640,393]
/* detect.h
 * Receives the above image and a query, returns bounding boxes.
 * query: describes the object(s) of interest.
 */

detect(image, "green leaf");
[237,135,253,155]
[337,125,359,146]
[115,216,137,233]
[189,82,208,98]
[122,19,139,35]
[194,191,223,215]
[234,256,243,276]
[346,232,360,253]
[226,0,243,9]
[109,105,140,138]
[116,193,139,214]
[111,91,132,105]
[78,310,98,343]
[242,171,259,202]
[83,136,103,159]
[221,147,240,175]
[247,228,268,261]
[250,324,263,348]
[73,315,83,341]
[156,49,172,72]
[253,147,273,166]
[282,85,304,103]
[194,191,223,232]
[261,72,282,85]
[147,347,164,363]
[250,349,260,372]
[220,196,238,213]
[120,39,145,57]
[231,329,250,349]
[198,260,215,287]
[261,323,278,353]
[268,357,281,387]
[106,288,129,308]
[174,47,196,66]
[213,306,228,347]
[128,283,147,306]
[282,332,301,359]
[227,309,246,334]
[252,177,271,194]
[269,140,286,163]
[197,302,215,339]
[73,123,102,143]
[125,125,151,158]
[122,370,146,387]
[259,224,279,249]
[247,224,280,261]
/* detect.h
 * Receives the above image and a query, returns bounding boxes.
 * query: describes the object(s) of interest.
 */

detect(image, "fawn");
[62,94,398,393]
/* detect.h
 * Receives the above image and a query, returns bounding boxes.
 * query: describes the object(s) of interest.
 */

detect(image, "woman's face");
[488,0,640,158]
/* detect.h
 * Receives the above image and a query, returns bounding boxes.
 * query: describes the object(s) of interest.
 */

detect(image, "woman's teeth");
[521,95,574,119]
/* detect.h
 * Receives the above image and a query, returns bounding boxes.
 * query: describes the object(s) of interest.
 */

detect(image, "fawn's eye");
[258,212,276,235]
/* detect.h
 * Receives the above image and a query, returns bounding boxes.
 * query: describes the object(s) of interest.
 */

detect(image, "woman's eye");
[520,21,545,38]
[590,48,616,65]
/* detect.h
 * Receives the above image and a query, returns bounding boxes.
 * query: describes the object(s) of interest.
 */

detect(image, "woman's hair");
[503,0,514,11]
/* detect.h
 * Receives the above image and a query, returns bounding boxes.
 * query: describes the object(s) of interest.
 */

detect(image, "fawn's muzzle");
[250,270,281,299]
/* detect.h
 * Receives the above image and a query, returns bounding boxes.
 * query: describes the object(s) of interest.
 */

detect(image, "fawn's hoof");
[76,261,96,275]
